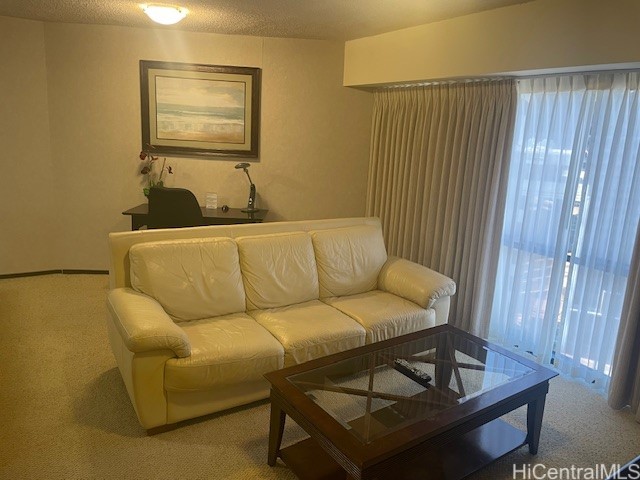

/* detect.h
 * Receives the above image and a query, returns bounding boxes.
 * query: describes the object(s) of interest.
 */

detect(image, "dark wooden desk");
[122,203,268,230]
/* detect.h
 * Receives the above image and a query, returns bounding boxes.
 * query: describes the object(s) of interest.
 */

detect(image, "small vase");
[143,181,163,197]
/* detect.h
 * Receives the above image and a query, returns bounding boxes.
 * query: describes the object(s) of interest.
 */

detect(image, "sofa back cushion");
[310,224,388,298]
[237,232,319,310]
[129,238,246,322]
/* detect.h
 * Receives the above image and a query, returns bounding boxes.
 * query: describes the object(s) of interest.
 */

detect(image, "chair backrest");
[147,186,204,229]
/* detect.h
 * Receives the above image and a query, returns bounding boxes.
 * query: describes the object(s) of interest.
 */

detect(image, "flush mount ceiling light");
[141,4,188,25]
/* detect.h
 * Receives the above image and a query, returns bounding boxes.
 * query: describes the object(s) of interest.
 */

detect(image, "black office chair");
[147,186,205,229]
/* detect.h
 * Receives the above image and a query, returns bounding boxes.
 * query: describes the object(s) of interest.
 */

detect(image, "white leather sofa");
[107,217,456,431]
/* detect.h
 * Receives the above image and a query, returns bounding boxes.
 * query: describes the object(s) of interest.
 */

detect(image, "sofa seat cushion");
[249,300,366,367]
[323,290,435,344]
[129,237,246,322]
[237,232,319,310]
[164,313,284,392]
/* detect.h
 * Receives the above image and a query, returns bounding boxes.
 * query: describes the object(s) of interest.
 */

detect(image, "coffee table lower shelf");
[279,418,527,480]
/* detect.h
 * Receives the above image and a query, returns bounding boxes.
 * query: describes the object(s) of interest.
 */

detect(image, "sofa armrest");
[107,288,191,358]
[378,256,456,309]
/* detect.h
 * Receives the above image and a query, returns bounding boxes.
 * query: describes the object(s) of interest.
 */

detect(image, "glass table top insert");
[287,331,533,444]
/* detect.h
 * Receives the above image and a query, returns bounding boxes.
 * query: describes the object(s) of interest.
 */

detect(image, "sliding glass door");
[490,73,640,391]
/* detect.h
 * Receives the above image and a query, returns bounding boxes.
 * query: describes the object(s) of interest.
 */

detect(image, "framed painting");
[140,60,261,158]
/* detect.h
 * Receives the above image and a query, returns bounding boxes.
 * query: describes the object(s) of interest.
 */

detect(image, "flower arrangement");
[139,151,173,196]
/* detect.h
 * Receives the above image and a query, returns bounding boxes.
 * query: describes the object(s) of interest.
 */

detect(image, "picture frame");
[140,60,261,158]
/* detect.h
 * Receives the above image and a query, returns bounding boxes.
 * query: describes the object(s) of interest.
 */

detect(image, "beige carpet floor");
[0,274,638,479]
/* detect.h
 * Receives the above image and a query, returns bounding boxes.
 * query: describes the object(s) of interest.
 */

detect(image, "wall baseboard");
[62,269,109,275]
[0,269,108,279]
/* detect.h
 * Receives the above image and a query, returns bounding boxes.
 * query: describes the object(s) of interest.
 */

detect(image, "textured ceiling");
[0,0,534,41]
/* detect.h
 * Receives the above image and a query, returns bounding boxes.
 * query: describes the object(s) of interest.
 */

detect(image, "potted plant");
[139,151,172,196]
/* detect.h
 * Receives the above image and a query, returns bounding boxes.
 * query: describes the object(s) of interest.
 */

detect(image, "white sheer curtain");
[490,73,640,391]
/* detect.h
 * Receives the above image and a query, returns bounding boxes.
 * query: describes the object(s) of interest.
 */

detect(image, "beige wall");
[0,17,59,274]
[1,18,372,273]
[344,0,640,86]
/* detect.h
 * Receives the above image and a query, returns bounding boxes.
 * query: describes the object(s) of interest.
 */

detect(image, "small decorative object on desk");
[138,150,172,197]
[393,358,432,388]
[205,192,218,209]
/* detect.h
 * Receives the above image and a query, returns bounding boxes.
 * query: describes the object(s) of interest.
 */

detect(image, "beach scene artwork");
[155,75,246,144]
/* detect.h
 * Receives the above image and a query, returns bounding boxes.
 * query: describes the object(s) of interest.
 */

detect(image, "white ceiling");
[0,0,534,41]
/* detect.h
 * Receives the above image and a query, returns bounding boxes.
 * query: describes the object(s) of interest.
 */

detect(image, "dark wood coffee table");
[264,324,557,480]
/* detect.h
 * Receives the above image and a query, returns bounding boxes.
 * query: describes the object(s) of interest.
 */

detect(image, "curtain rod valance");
[379,77,509,90]
[379,68,640,92]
